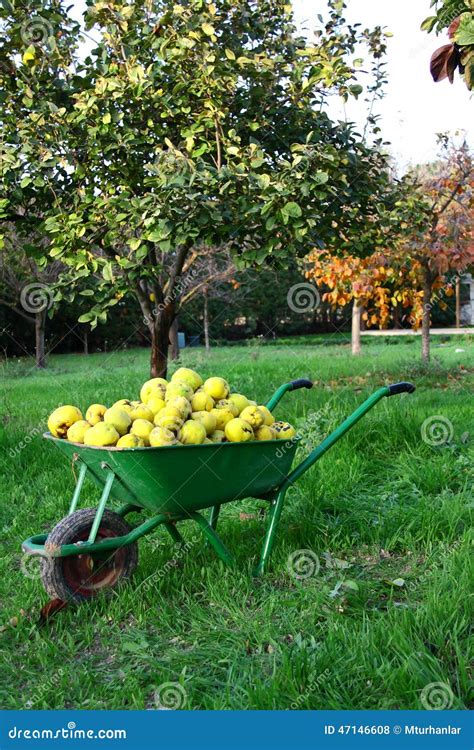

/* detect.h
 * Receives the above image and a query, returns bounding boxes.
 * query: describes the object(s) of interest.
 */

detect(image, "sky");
[71,0,472,170]
[293,0,472,168]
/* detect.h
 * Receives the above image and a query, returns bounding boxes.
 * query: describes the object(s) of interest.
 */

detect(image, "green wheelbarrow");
[22,379,415,603]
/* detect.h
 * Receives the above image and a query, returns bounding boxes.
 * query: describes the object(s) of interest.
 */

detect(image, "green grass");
[0,335,472,710]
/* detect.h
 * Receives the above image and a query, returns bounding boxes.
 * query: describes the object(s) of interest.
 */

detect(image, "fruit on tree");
[48,406,83,438]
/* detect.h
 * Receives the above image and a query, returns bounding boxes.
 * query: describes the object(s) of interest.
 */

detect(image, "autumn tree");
[406,139,473,361]
[306,250,421,355]
[307,140,474,361]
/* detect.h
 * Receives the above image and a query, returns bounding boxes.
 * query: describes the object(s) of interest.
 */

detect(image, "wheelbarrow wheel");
[41,508,138,603]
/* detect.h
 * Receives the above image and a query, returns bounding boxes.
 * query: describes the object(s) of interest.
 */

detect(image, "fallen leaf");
[38,598,68,625]
[384,578,405,588]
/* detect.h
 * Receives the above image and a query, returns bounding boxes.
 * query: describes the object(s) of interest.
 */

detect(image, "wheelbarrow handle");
[265,379,313,412]
[385,382,416,396]
[281,383,415,490]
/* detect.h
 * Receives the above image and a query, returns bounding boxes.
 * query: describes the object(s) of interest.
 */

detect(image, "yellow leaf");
[22,46,36,65]
[201,23,215,36]
[225,48,236,60]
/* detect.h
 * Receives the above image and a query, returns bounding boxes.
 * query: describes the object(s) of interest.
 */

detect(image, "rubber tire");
[41,508,138,604]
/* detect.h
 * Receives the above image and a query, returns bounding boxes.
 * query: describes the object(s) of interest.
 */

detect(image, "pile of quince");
[47,368,296,449]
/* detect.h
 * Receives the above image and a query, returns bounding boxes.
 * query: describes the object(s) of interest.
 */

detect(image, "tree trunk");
[169,317,179,360]
[455,275,461,329]
[421,263,432,363]
[35,310,46,368]
[392,303,401,329]
[150,310,173,378]
[83,327,89,356]
[203,288,210,353]
[351,298,362,356]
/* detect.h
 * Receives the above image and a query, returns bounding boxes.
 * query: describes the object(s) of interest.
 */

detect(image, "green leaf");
[78,312,94,323]
[420,16,437,33]
[341,580,359,592]
[454,13,474,46]
[146,230,163,243]
[128,237,142,251]
[102,263,114,283]
[314,171,329,185]
[282,201,302,218]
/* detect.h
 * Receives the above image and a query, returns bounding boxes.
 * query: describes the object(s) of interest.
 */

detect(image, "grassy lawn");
[0,335,472,710]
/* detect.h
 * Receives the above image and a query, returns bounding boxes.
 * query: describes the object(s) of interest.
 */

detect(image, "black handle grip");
[289,379,313,391]
[385,382,416,397]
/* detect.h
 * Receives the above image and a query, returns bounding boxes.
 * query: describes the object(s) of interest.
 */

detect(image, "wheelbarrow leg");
[254,488,287,576]
[188,511,235,567]
[208,505,221,531]
[164,521,185,545]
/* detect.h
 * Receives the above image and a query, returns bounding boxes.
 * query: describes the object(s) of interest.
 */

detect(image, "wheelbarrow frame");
[22,380,415,576]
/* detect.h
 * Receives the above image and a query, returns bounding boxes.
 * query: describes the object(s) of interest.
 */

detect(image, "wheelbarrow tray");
[44,433,299,515]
